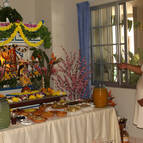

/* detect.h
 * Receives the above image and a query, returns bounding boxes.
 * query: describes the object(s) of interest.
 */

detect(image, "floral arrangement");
[30,47,61,88]
[52,48,91,100]
[107,90,116,106]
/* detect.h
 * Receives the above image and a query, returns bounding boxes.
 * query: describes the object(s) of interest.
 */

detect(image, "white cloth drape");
[0,107,121,143]
[133,65,143,128]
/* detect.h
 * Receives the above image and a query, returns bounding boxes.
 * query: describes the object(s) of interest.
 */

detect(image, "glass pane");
[100,8,107,26]
[102,46,115,63]
[128,71,140,86]
[93,46,118,64]
[101,27,108,44]
[92,28,100,45]
[120,25,125,43]
[111,26,117,44]
[120,45,126,63]
[121,70,127,83]
[106,63,118,82]
[93,46,101,60]
[106,6,114,25]
[92,26,118,45]
[120,4,124,24]
[111,6,116,25]
[112,45,118,63]
[93,46,104,81]
[93,46,118,82]
[107,26,116,44]
[91,10,99,27]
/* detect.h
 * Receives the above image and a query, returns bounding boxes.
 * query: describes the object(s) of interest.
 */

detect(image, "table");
[0,107,121,143]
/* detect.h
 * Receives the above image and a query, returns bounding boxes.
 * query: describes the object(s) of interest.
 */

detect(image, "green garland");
[0,23,51,49]
[0,24,16,41]
[21,24,51,49]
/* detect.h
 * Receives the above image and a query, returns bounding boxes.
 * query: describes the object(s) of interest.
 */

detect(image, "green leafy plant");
[21,24,51,49]
[114,50,141,86]
[0,7,23,23]
[0,24,16,40]
[0,23,51,49]
[30,47,61,88]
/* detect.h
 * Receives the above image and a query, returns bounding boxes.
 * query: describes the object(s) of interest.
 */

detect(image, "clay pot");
[93,87,108,108]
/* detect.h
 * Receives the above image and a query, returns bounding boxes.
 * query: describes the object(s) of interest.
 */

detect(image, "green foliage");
[113,50,141,86]
[0,24,16,40]
[30,47,50,88]
[128,52,140,65]
[30,47,45,67]
[137,48,143,64]
[31,76,42,90]
[0,77,17,89]
[128,20,133,32]
[0,23,51,49]
[21,24,51,49]
[0,7,23,23]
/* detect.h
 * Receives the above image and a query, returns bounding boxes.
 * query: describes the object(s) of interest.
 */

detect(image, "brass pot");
[93,87,108,108]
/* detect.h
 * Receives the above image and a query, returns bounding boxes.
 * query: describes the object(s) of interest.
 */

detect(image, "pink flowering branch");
[52,48,91,100]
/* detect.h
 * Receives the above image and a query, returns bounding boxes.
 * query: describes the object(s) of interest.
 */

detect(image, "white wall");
[10,0,36,23]
[35,0,51,31]
[51,0,79,57]
[109,87,143,138]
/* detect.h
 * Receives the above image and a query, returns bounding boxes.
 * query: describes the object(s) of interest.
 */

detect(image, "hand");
[138,98,143,106]
[117,63,128,69]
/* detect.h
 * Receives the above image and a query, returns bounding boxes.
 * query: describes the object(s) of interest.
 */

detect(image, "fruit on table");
[36,93,44,98]
[0,94,5,98]
[12,97,21,102]
[29,95,36,100]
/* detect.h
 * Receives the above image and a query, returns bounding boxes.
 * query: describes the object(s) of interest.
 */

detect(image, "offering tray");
[65,100,83,105]
[6,91,66,108]
[9,95,66,108]
[65,98,93,106]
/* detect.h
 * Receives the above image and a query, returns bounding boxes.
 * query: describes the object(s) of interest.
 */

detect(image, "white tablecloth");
[0,107,121,143]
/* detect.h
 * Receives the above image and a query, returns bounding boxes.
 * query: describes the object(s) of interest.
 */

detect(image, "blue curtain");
[77,1,91,98]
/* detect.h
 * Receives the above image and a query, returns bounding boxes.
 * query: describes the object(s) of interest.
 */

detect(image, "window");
[90,1,138,88]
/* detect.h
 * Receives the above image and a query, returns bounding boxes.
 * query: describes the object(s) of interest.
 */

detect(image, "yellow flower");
[21,21,42,32]
[0,22,44,47]
[0,26,18,46]
[0,23,13,31]
[18,24,44,47]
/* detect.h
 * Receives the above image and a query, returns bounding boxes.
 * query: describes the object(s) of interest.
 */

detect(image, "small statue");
[18,60,31,88]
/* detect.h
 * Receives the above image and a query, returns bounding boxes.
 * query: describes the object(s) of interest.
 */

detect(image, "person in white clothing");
[118,63,143,128]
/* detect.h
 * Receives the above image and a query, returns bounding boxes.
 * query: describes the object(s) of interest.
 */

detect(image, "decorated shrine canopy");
[0,21,51,48]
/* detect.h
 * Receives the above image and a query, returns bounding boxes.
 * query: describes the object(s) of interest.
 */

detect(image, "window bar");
[123,2,128,85]
[107,6,111,82]
[116,3,122,85]
[99,8,104,84]
[90,9,94,84]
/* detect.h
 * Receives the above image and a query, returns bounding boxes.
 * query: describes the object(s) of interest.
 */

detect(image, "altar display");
[0,3,121,143]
